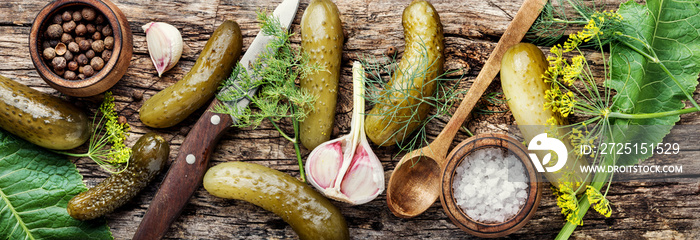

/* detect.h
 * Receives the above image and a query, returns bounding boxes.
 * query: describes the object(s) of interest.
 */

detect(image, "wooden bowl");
[440,133,542,238]
[29,0,132,97]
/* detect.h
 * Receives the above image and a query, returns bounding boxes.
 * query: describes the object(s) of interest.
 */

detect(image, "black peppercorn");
[102,50,112,62]
[68,42,80,53]
[132,91,143,101]
[76,54,88,65]
[43,48,56,60]
[85,49,96,59]
[46,24,63,39]
[82,8,96,21]
[91,57,104,71]
[92,31,102,41]
[60,33,73,44]
[79,39,91,51]
[62,11,72,22]
[54,68,65,76]
[42,41,52,50]
[52,14,63,24]
[103,36,114,50]
[62,20,76,33]
[95,15,105,25]
[64,51,74,61]
[102,26,112,37]
[75,24,87,36]
[64,70,77,80]
[52,57,67,70]
[92,40,105,53]
[72,11,82,22]
[68,61,78,71]
[83,65,95,77]
[86,23,96,34]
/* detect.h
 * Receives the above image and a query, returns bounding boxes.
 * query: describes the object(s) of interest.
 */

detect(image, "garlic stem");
[350,61,365,161]
[304,62,384,205]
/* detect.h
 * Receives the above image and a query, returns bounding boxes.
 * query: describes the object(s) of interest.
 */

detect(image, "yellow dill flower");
[562,55,585,86]
[544,85,577,117]
[544,87,561,113]
[100,92,131,164]
[559,91,577,117]
[586,186,612,217]
[554,183,582,226]
[569,124,596,157]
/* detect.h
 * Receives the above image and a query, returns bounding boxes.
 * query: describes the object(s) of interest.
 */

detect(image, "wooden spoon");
[386,0,549,218]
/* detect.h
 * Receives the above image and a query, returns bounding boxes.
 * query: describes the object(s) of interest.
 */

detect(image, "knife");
[132,0,300,238]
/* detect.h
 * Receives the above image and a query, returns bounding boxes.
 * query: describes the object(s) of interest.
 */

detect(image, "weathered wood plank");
[1,0,698,239]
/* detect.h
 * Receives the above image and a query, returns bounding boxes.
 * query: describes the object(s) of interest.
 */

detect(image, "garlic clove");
[305,61,385,205]
[306,139,344,189]
[339,142,384,204]
[142,22,183,77]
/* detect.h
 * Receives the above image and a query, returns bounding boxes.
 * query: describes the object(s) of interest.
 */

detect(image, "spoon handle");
[431,0,548,160]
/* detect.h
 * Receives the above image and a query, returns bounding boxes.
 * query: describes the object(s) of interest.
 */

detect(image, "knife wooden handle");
[133,99,232,240]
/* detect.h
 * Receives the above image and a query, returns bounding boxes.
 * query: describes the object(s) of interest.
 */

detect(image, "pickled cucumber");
[364,0,444,146]
[203,162,349,240]
[500,43,590,192]
[299,0,344,150]
[0,74,90,150]
[140,20,243,128]
[67,132,170,220]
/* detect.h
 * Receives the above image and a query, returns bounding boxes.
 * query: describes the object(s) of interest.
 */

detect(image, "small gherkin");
[365,0,445,146]
[67,133,170,220]
[299,0,344,150]
[0,74,90,150]
[140,20,243,128]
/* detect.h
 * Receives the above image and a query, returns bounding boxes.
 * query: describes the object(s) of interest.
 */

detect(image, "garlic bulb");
[142,22,183,77]
[305,62,385,205]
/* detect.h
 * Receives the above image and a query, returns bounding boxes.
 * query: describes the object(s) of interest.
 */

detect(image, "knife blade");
[132,0,300,239]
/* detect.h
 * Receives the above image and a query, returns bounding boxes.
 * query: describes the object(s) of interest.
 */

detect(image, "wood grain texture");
[1,0,699,239]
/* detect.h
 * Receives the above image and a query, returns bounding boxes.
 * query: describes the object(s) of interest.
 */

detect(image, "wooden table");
[1,0,699,239]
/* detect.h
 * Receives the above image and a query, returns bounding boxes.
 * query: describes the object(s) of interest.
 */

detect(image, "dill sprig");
[528,0,622,47]
[361,43,465,158]
[57,91,131,173]
[214,11,319,182]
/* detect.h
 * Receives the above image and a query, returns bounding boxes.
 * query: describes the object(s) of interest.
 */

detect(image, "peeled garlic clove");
[142,22,183,77]
[305,62,385,205]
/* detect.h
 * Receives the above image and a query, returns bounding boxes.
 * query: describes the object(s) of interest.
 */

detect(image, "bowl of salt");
[440,133,542,238]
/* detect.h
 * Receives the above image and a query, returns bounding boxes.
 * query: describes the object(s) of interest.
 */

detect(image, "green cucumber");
[0,74,90,150]
[67,132,170,220]
[299,0,344,150]
[140,20,243,128]
[500,43,590,192]
[364,0,444,146]
[204,161,349,240]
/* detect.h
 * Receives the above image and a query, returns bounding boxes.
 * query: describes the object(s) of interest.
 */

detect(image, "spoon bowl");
[387,149,442,217]
[385,0,549,218]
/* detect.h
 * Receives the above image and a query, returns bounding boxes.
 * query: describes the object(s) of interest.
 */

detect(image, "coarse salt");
[452,147,528,223]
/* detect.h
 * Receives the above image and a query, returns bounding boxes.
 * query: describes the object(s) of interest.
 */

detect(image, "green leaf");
[0,129,112,240]
[607,0,700,166]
